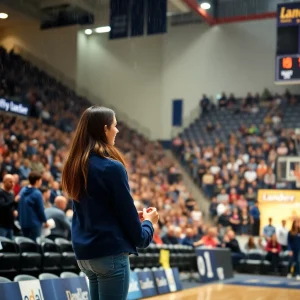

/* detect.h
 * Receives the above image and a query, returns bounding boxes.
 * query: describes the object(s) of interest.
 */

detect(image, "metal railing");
[12,44,152,139]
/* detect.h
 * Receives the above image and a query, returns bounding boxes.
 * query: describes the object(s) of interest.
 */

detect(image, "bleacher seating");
[36,238,62,273]
[15,237,42,275]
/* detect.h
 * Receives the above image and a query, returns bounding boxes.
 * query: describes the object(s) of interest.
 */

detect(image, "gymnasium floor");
[148,284,300,300]
[147,274,300,300]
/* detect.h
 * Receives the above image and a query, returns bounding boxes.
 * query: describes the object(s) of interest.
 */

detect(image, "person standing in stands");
[287,219,300,280]
[0,174,16,239]
[276,219,288,251]
[250,202,260,236]
[263,217,276,241]
[61,106,158,300]
[18,172,48,240]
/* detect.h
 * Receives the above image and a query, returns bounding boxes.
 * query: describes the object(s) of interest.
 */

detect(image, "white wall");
[1,17,299,140]
[161,19,300,139]
[0,21,78,81]
[77,33,163,139]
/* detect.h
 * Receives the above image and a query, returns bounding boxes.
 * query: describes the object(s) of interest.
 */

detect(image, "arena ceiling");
[0,0,293,28]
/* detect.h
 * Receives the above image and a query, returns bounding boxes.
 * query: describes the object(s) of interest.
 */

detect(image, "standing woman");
[61,106,158,300]
[287,219,300,279]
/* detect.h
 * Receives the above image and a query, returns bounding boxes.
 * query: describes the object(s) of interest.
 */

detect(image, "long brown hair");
[61,106,125,201]
[290,219,300,235]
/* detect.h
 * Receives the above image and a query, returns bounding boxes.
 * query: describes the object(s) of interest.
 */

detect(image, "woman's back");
[72,154,154,260]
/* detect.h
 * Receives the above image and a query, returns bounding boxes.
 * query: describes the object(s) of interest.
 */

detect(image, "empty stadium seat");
[14,274,37,282]
[36,238,62,273]
[15,237,42,274]
[0,237,20,277]
[0,276,11,283]
[55,238,77,272]
[60,272,79,278]
[39,273,59,280]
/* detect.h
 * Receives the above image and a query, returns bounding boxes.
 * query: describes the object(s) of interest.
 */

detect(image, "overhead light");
[95,26,111,33]
[85,29,92,35]
[200,2,211,10]
[0,13,8,19]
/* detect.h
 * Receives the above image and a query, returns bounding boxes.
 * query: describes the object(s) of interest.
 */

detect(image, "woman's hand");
[143,207,159,224]
[138,211,144,222]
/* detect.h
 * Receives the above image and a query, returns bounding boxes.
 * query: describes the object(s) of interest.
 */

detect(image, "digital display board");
[276,2,300,84]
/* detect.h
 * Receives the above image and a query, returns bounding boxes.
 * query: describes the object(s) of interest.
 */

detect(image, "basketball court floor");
[148,284,300,300]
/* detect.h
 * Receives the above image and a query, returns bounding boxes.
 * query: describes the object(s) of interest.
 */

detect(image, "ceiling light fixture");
[85,29,93,35]
[0,13,8,19]
[200,2,211,10]
[95,26,111,33]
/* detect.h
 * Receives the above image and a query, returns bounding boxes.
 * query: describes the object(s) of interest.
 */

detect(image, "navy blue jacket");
[18,186,47,229]
[288,232,300,253]
[72,154,154,260]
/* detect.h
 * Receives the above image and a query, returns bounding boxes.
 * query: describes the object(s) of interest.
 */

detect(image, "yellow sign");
[159,249,170,269]
[258,189,300,234]
[280,7,300,20]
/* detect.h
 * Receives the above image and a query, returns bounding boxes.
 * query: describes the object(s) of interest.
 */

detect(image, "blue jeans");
[77,253,130,300]
[22,227,42,241]
[0,227,13,239]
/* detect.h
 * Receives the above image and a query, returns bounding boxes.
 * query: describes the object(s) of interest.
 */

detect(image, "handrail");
[12,44,152,139]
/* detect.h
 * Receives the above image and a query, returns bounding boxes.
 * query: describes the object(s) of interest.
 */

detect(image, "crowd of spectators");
[173,90,300,238]
[0,47,206,250]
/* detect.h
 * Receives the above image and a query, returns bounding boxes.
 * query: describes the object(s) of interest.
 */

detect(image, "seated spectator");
[209,197,218,219]
[162,225,178,245]
[265,234,281,273]
[18,172,48,241]
[194,227,220,248]
[152,224,163,245]
[240,207,250,235]
[245,236,258,251]
[213,179,224,196]
[45,196,71,239]
[223,230,245,267]
[256,160,268,179]
[50,181,63,204]
[277,142,288,156]
[217,200,230,217]
[0,174,16,239]
[235,194,247,211]
[227,93,236,107]
[263,217,276,241]
[217,188,229,203]
[229,188,239,203]
[218,92,227,108]
[200,94,210,115]
[202,170,214,199]
[244,168,257,184]
[19,159,31,180]
[40,186,52,208]
[218,208,231,236]
[229,207,241,234]
[245,187,257,206]
[181,227,196,247]
[206,122,215,133]
[12,174,21,196]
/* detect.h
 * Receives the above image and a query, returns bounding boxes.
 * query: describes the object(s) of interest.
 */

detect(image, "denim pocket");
[89,256,114,276]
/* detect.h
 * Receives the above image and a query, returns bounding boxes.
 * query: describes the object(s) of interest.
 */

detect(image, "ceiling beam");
[182,0,215,26]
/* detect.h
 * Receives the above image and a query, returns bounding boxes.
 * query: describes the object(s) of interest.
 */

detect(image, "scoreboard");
[276,2,300,84]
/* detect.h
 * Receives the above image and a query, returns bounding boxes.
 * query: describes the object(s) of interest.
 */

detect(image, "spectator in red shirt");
[265,234,281,273]
[152,224,163,245]
[193,227,220,248]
